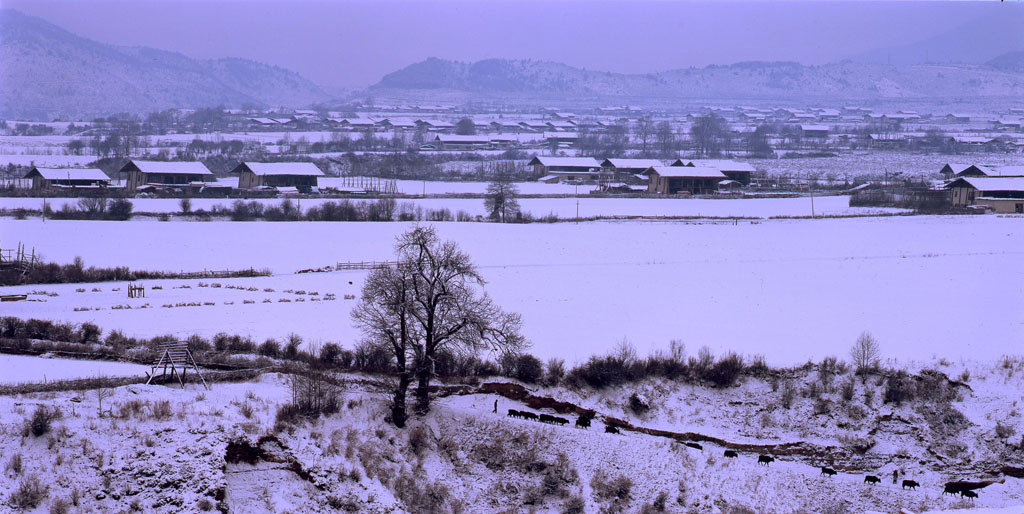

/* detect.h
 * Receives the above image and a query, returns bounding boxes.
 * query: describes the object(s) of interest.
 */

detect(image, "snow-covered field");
[1,215,1020,365]
[0,194,905,218]
[0,354,151,384]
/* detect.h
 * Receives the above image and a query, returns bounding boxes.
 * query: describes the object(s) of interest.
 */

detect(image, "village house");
[643,165,726,194]
[675,159,755,185]
[800,124,830,139]
[543,132,578,148]
[946,177,1024,212]
[24,167,111,190]
[599,158,666,183]
[119,160,215,192]
[231,162,324,192]
[529,156,601,183]
[415,119,455,132]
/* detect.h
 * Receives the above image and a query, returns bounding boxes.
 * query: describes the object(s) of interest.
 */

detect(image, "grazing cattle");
[685,442,703,451]
[864,475,880,484]
[575,416,591,429]
[521,411,538,421]
[942,484,962,496]
[507,409,520,418]
[757,455,774,466]
[605,425,620,434]
[552,416,569,426]
[902,480,919,490]
[820,467,837,477]
[539,414,556,424]
[724,450,738,458]
[961,490,978,500]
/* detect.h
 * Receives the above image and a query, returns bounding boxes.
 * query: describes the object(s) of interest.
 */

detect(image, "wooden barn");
[643,166,726,194]
[232,162,324,190]
[119,160,214,192]
[946,177,1024,210]
[600,158,666,183]
[528,156,601,183]
[24,167,110,190]
[675,159,755,185]
[432,134,491,151]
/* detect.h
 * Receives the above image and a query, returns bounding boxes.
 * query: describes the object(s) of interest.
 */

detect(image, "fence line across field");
[334,260,399,271]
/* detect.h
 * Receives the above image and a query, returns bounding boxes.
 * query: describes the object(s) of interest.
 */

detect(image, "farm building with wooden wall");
[24,167,110,190]
[643,166,726,194]
[119,160,214,192]
[675,159,756,185]
[232,162,324,190]
[946,177,1024,211]
[529,156,601,183]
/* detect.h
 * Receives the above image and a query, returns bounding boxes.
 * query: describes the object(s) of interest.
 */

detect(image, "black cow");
[575,416,591,429]
[685,442,703,451]
[961,490,978,500]
[902,480,919,490]
[724,450,738,458]
[942,484,962,496]
[552,416,569,426]
[521,411,538,421]
[605,425,620,434]
[758,455,774,466]
[820,467,837,477]
[539,414,556,424]
[864,475,880,484]
[507,409,520,418]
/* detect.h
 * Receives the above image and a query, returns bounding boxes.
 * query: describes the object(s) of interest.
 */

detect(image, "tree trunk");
[392,371,411,428]
[415,354,432,414]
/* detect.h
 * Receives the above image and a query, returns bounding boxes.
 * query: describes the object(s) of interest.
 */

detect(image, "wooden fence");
[334,261,398,271]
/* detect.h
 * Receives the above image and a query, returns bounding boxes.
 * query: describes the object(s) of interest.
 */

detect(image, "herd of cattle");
[506,408,985,501]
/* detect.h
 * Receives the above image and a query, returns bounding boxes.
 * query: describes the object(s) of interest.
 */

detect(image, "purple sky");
[4,0,1012,89]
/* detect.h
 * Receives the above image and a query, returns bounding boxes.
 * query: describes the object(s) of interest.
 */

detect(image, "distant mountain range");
[369,57,1024,105]
[848,9,1024,66]
[0,9,331,120]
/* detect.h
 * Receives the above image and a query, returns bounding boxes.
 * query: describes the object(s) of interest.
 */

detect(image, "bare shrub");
[151,400,173,419]
[590,469,633,502]
[996,420,1016,439]
[6,452,22,474]
[545,358,566,386]
[25,405,61,437]
[780,381,797,409]
[813,397,831,416]
[562,495,586,514]
[839,378,856,403]
[10,475,48,509]
[238,401,254,419]
[49,497,71,514]
[408,424,430,458]
[639,491,669,513]
[628,393,651,416]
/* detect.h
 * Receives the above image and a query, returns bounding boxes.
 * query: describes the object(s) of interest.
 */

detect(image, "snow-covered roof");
[990,166,1024,177]
[527,156,600,168]
[601,159,665,170]
[543,132,579,139]
[122,160,212,175]
[26,167,109,181]
[644,166,726,179]
[678,160,756,172]
[800,124,830,132]
[235,162,324,177]
[947,177,1024,192]
[435,134,490,143]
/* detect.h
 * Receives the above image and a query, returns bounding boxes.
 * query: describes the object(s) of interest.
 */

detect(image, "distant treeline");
[1,256,268,287]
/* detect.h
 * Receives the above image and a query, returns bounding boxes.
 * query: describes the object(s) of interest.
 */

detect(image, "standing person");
[892,469,898,484]
[493,399,498,414]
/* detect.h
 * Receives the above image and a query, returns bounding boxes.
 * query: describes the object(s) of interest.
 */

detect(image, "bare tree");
[690,114,729,157]
[636,117,654,156]
[849,331,880,372]
[96,387,113,417]
[455,118,476,135]
[397,227,525,414]
[655,121,677,159]
[352,265,419,427]
[484,176,520,222]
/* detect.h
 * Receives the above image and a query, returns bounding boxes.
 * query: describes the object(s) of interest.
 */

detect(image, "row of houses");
[529,157,756,193]
[24,160,325,194]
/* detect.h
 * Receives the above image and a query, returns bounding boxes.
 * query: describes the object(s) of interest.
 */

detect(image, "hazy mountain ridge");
[370,57,1024,103]
[0,9,331,120]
